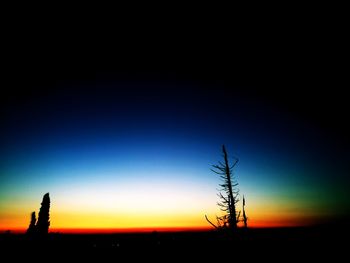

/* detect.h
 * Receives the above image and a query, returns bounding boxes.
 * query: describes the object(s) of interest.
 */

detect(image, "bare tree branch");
[205,215,218,229]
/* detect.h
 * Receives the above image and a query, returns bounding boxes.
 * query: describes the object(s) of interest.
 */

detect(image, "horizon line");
[1,225,317,234]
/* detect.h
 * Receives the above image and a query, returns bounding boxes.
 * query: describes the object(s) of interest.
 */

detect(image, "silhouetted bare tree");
[205,145,240,230]
[26,211,37,235]
[36,193,50,235]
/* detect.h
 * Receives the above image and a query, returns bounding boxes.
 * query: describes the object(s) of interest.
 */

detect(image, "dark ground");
[0,227,347,260]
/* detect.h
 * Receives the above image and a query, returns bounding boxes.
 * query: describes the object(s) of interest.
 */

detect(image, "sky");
[1,21,349,232]
[1,76,349,232]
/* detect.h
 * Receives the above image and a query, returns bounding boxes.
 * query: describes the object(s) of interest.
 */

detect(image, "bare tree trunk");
[223,145,237,229]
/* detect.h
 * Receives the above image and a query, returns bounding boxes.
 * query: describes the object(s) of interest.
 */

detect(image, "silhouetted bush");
[36,193,50,235]
[26,211,37,235]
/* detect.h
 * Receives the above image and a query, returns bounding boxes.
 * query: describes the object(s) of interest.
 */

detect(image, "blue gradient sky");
[1,79,349,230]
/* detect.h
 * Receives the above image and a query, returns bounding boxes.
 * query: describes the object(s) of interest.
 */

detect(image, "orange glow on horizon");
[1,218,313,234]
[1,222,310,234]
[1,205,317,233]
[0,180,324,232]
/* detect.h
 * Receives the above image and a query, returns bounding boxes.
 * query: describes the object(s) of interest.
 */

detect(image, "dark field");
[0,227,347,259]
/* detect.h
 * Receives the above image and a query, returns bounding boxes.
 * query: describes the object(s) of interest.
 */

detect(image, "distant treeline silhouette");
[26,193,50,235]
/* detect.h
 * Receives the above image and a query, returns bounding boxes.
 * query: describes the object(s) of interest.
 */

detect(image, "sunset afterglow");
[1,81,348,233]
